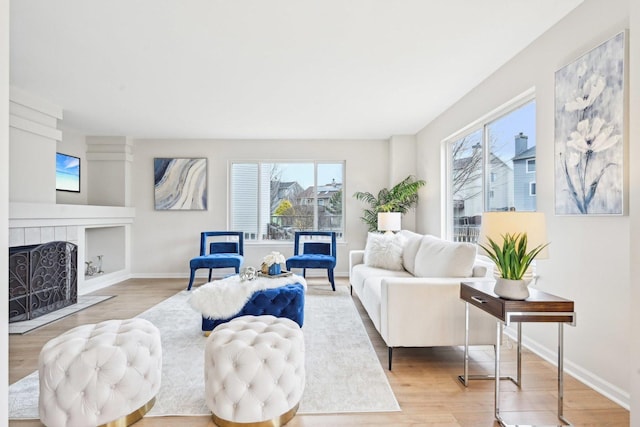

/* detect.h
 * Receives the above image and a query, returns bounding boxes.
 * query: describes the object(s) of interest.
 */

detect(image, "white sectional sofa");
[349,230,497,369]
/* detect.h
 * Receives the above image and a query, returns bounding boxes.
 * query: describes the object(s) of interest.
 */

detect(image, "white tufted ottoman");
[205,315,305,427]
[38,318,162,427]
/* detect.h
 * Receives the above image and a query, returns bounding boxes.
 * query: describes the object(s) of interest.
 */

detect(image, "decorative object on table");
[262,251,285,275]
[239,266,257,281]
[353,175,426,232]
[554,31,626,215]
[187,231,244,290]
[286,231,337,291]
[377,212,402,235]
[154,158,207,210]
[477,211,549,300]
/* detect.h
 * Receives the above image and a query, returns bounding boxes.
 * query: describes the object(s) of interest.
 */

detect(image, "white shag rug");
[188,273,306,319]
[8,284,400,418]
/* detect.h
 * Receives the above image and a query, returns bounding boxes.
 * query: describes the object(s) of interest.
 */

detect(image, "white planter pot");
[494,278,529,300]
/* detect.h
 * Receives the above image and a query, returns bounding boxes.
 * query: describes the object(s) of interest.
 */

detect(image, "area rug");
[8,285,400,418]
[9,295,115,335]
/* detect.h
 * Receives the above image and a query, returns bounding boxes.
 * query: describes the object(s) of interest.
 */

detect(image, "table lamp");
[377,212,402,235]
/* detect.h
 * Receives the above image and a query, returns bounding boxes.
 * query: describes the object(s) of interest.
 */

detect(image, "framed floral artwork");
[554,31,626,215]
[154,158,208,210]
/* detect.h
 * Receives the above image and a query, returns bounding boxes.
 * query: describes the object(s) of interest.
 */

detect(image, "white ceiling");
[10,0,583,140]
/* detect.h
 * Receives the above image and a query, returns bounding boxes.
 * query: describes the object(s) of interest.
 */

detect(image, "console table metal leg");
[516,322,522,387]
[558,323,571,425]
[495,320,502,422]
[458,302,517,387]
[463,302,469,386]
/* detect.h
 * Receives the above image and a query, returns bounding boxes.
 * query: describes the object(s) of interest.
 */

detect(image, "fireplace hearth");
[9,241,78,323]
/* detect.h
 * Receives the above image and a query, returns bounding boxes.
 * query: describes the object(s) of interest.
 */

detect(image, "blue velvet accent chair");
[187,231,244,290]
[201,283,305,333]
[286,231,337,291]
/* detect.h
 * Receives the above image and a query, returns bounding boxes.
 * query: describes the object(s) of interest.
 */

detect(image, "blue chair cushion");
[286,254,336,269]
[202,283,305,331]
[190,254,244,269]
[209,242,239,254]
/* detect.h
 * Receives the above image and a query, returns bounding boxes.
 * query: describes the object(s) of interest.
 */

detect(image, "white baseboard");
[503,328,630,410]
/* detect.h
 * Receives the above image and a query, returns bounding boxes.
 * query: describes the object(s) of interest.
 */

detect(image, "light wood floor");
[9,277,629,426]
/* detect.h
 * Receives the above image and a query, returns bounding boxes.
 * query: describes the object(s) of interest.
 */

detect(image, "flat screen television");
[55,152,80,192]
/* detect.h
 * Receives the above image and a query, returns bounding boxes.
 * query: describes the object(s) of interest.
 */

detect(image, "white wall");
[131,138,393,278]
[389,135,420,231]
[9,89,62,204]
[628,0,640,423]
[1,0,9,419]
[416,0,632,408]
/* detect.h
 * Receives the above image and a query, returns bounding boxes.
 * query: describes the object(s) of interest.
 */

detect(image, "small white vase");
[494,278,529,300]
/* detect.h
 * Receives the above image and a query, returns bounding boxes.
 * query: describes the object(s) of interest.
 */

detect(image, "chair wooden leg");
[187,269,197,290]
[302,268,306,278]
[328,269,335,291]
[208,269,213,282]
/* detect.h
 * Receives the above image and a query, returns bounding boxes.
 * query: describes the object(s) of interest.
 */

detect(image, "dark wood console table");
[459,281,576,426]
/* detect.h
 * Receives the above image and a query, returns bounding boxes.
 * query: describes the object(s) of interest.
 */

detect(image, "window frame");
[526,159,536,173]
[443,88,536,240]
[229,160,345,242]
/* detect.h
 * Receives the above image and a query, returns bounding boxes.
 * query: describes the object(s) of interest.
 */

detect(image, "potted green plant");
[353,175,426,232]
[478,233,549,300]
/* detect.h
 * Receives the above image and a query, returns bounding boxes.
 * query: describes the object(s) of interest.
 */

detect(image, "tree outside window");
[447,98,536,242]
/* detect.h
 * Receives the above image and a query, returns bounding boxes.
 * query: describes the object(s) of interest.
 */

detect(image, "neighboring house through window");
[445,91,537,242]
[230,161,344,241]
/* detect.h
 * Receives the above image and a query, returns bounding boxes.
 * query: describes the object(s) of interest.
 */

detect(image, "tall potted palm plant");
[353,175,426,232]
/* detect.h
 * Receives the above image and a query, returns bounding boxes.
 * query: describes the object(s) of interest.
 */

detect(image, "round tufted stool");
[38,318,162,427]
[204,315,305,427]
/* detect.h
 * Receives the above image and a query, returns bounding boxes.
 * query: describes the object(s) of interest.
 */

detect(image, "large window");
[230,161,344,241]
[446,94,536,242]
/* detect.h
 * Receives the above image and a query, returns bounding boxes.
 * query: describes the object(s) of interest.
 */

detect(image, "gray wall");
[628,0,640,423]
[130,138,397,278]
[416,0,633,411]
[1,0,9,416]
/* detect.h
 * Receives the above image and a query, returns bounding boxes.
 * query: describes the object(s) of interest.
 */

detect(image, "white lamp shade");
[377,212,402,232]
[478,211,549,259]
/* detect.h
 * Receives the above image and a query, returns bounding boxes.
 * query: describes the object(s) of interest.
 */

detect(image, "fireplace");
[9,241,78,322]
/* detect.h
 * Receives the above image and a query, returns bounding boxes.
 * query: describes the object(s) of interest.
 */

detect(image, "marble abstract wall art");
[554,31,626,215]
[154,158,208,210]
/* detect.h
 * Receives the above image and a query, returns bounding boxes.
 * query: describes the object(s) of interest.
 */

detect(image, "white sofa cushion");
[397,230,423,275]
[363,232,406,271]
[413,235,477,278]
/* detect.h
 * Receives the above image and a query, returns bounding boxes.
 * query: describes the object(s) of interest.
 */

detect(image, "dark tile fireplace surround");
[9,241,78,323]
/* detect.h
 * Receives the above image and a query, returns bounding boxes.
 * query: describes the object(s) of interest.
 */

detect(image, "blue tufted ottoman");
[201,283,305,334]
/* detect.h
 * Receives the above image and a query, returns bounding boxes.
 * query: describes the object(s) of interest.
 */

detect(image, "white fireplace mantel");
[9,202,135,227]
[9,202,136,294]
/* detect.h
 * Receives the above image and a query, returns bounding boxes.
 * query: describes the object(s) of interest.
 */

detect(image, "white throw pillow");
[397,230,423,275]
[413,235,477,278]
[363,232,406,271]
